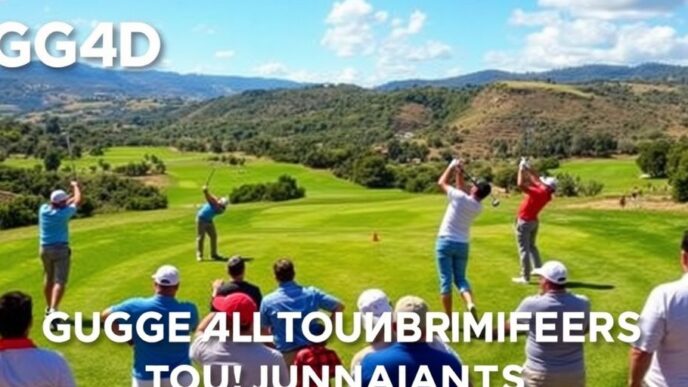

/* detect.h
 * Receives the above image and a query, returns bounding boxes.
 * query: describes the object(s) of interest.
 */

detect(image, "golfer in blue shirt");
[39,181,81,318]
[196,185,228,261]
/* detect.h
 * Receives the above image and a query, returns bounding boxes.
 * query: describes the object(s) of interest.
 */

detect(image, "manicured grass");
[554,157,669,196]
[1,148,684,386]
[501,81,594,99]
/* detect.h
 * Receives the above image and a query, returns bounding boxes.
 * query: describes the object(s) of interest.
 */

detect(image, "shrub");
[352,156,395,188]
[493,165,518,192]
[230,175,305,204]
[637,140,671,178]
[43,151,62,172]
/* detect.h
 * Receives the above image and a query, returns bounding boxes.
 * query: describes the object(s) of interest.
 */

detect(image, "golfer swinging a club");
[196,185,229,261]
[436,158,492,316]
[512,157,557,285]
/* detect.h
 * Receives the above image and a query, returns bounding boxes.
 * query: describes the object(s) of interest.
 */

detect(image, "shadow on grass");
[68,318,95,328]
[566,281,615,290]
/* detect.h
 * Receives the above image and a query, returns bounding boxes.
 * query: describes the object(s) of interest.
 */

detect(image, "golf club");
[460,167,500,207]
[65,130,77,181]
[205,168,216,187]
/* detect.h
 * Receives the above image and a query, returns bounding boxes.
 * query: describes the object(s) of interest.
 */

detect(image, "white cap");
[357,289,392,326]
[50,190,69,204]
[394,295,429,329]
[541,176,558,190]
[218,197,229,207]
[151,265,180,286]
[532,260,568,285]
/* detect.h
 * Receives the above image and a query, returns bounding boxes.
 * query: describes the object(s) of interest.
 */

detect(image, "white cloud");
[538,0,686,19]
[510,9,561,26]
[254,62,290,76]
[192,24,216,35]
[391,10,426,38]
[488,3,688,71]
[374,11,389,23]
[319,2,452,83]
[214,50,235,59]
[321,0,380,57]
[445,66,463,77]
[253,62,361,84]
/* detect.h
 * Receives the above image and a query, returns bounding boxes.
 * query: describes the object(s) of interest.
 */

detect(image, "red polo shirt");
[518,184,553,221]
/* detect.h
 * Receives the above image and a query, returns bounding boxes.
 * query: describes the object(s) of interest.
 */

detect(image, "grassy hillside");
[0,147,685,386]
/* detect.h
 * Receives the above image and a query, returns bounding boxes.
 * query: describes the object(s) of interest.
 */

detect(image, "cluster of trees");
[0,166,167,229]
[636,139,688,202]
[492,129,620,159]
[229,175,305,204]
[113,154,166,176]
[208,154,246,166]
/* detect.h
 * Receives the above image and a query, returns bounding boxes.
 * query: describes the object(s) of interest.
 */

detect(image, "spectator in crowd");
[260,258,344,365]
[513,159,556,285]
[360,295,465,385]
[196,185,229,261]
[210,256,262,310]
[505,260,590,387]
[191,293,288,387]
[350,289,462,371]
[101,265,199,387]
[0,291,76,387]
[39,182,82,320]
[629,231,688,387]
[293,322,342,387]
[435,159,492,315]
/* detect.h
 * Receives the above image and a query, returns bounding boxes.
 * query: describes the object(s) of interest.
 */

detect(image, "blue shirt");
[260,281,341,352]
[39,203,77,246]
[361,342,464,385]
[196,203,224,222]
[111,295,199,380]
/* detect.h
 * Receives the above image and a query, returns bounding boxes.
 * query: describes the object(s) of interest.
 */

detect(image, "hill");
[0,62,305,112]
[378,63,688,90]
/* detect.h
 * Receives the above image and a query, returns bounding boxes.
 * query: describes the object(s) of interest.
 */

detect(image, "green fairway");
[1,148,684,386]
[553,157,669,196]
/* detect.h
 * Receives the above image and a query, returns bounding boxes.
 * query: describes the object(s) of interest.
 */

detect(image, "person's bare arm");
[203,186,220,208]
[628,347,653,387]
[101,307,126,338]
[68,181,81,206]
[456,166,468,193]
[195,313,217,335]
[438,160,459,193]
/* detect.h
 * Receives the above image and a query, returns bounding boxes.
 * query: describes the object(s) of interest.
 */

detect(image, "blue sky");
[3,0,688,85]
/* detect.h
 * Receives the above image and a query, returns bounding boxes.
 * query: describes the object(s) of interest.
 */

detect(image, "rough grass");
[500,81,594,99]
[0,148,684,387]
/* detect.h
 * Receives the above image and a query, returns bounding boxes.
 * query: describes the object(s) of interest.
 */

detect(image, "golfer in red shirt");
[513,158,557,284]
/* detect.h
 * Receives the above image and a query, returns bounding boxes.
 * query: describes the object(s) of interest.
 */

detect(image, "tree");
[43,152,62,171]
[637,140,671,178]
[352,156,395,188]
[45,117,61,135]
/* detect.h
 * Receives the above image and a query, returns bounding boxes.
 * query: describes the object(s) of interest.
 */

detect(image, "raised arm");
[437,159,459,193]
[203,186,220,208]
[68,181,81,206]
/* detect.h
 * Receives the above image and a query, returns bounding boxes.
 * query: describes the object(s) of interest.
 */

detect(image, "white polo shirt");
[0,341,75,387]
[437,187,482,243]
[634,273,688,387]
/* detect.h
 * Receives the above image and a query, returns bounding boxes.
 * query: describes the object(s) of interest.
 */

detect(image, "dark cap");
[227,256,253,277]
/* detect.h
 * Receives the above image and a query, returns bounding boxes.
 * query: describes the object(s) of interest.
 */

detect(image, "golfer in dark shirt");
[211,256,262,311]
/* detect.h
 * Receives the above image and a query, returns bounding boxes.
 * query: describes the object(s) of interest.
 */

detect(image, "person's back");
[39,203,76,246]
[262,282,336,351]
[0,345,75,387]
[215,280,262,308]
[191,338,287,387]
[438,187,482,242]
[361,342,463,384]
[111,295,198,380]
[0,291,75,387]
[637,276,688,386]
[518,292,590,373]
